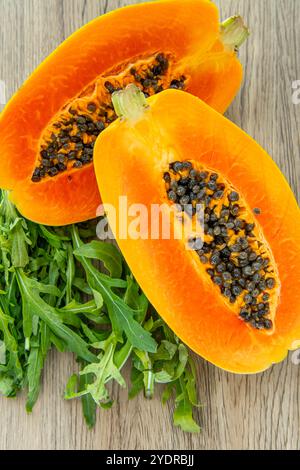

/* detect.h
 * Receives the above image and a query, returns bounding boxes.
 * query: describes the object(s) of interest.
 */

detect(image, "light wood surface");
[0,0,300,450]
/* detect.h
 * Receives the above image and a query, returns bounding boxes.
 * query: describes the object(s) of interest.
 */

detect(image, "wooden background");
[0,0,300,450]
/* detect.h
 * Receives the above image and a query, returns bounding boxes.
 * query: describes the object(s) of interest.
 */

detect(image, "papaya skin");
[93,89,300,374]
[0,0,246,226]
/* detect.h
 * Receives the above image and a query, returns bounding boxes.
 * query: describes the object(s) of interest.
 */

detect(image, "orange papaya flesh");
[0,0,247,226]
[93,88,300,374]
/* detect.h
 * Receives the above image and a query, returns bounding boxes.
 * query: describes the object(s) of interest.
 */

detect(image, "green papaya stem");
[112,84,149,120]
[221,15,250,51]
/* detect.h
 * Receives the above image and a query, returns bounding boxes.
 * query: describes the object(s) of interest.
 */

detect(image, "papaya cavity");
[33,53,187,182]
[164,160,279,332]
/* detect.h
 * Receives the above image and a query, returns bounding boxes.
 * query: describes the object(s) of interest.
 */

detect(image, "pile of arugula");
[0,189,200,432]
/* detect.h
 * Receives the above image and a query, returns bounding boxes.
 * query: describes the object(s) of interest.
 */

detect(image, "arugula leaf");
[46,260,60,307]
[65,265,149,409]
[80,337,126,406]
[59,299,109,325]
[0,191,30,268]
[65,373,78,398]
[0,340,6,364]
[0,305,23,385]
[173,375,201,433]
[26,336,44,412]
[74,240,123,279]
[152,340,177,362]
[0,374,16,396]
[65,335,126,406]
[79,370,97,429]
[80,322,108,343]
[39,225,69,246]
[72,277,93,295]
[129,366,144,399]
[72,225,157,353]
[66,244,75,304]
[124,275,148,323]
[130,309,201,433]
[91,289,104,309]
[16,269,96,363]
[59,299,101,315]
[40,321,51,357]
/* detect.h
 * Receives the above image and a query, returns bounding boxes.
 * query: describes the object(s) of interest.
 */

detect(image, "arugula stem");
[144,367,154,399]
[111,340,132,378]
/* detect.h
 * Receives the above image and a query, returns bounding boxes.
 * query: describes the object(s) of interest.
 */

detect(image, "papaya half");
[93,85,300,374]
[0,0,248,225]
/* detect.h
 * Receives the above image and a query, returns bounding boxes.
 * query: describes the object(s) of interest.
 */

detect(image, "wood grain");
[0,0,300,450]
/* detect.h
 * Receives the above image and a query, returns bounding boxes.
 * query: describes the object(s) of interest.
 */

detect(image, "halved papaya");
[93,85,300,374]
[0,0,248,225]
